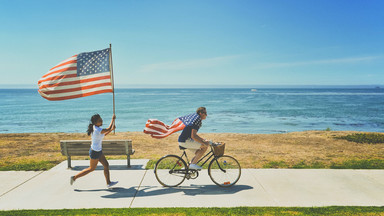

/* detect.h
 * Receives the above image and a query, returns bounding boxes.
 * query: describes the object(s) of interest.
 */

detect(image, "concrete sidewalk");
[1,160,384,210]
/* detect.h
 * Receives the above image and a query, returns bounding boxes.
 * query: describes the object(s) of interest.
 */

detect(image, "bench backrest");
[60,140,133,156]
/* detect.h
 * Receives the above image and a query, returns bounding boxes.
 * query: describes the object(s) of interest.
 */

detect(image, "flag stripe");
[39,89,113,101]
[143,118,186,139]
[145,124,168,134]
[42,63,77,79]
[39,75,111,90]
[38,73,78,84]
[49,59,77,72]
[49,55,77,70]
[39,85,112,98]
[41,82,112,95]
[39,78,112,91]
[39,73,110,88]
[144,127,164,135]
[40,70,77,82]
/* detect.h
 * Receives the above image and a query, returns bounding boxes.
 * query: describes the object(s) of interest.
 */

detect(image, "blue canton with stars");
[77,48,110,76]
[179,113,202,128]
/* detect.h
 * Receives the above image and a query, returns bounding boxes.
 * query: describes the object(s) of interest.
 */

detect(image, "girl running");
[70,114,118,188]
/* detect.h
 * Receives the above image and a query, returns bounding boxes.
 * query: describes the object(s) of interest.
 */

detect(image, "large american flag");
[144,113,201,139]
[38,48,113,101]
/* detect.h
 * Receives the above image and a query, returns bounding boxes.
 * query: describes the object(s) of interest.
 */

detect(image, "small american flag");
[144,118,186,139]
[144,113,201,139]
[38,48,113,101]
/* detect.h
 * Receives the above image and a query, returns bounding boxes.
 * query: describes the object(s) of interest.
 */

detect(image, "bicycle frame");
[178,145,226,173]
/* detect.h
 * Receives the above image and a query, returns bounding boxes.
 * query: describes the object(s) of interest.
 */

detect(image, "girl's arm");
[103,124,115,136]
[101,114,116,135]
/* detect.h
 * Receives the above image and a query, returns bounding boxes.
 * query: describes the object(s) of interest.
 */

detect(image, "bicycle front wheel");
[208,155,241,187]
[154,155,187,187]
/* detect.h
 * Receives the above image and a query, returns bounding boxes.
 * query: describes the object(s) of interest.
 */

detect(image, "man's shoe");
[107,181,119,188]
[189,164,202,170]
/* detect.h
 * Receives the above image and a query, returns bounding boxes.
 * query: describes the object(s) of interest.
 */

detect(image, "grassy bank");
[1,131,384,171]
[1,207,384,216]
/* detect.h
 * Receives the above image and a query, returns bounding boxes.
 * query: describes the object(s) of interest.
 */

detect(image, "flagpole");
[109,43,116,134]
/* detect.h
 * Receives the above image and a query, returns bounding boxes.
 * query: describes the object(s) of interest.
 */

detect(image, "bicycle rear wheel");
[154,155,187,187]
[208,155,241,187]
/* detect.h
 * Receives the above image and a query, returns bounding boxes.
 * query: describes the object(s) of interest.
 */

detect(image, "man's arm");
[191,129,210,146]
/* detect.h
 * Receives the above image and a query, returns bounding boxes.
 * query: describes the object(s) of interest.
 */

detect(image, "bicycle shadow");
[74,184,253,199]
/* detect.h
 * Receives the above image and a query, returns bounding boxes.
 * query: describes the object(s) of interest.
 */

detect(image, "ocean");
[0,88,383,134]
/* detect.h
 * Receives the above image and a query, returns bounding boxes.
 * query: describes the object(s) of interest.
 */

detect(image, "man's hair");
[196,107,206,115]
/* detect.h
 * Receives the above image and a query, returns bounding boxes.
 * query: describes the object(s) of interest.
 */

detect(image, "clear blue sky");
[1,0,383,87]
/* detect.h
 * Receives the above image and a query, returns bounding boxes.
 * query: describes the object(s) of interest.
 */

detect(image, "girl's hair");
[87,114,101,136]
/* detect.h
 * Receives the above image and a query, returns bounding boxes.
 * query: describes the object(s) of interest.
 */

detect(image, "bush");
[336,133,384,144]
[263,161,288,168]
[330,159,384,169]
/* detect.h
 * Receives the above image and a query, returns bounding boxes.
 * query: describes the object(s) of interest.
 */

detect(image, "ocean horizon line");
[1,84,384,89]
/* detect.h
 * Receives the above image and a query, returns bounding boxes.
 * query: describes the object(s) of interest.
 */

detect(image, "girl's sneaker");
[70,176,75,185]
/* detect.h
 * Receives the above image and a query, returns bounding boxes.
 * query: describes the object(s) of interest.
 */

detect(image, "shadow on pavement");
[71,165,145,170]
[74,184,253,199]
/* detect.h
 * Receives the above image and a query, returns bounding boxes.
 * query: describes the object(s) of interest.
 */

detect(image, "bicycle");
[154,142,241,187]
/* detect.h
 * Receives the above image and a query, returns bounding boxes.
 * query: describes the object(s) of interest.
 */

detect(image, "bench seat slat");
[60,140,134,168]
[66,149,131,153]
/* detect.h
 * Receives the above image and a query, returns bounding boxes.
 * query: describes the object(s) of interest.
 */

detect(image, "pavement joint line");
[0,171,44,198]
[249,170,280,205]
[361,171,384,187]
[129,169,148,208]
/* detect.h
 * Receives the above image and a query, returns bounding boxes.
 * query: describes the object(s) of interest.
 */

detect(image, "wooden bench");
[60,140,134,168]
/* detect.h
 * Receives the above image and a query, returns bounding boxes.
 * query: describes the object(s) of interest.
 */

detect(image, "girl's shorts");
[89,148,103,159]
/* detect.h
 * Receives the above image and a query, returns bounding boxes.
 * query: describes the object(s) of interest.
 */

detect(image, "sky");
[1,0,383,88]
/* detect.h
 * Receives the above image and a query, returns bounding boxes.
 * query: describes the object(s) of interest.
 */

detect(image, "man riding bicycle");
[178,107,210,170]
[151,107,241,187]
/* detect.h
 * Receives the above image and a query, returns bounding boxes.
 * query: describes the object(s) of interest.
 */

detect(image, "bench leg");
[127,155,131,168]
[67,156,72,168]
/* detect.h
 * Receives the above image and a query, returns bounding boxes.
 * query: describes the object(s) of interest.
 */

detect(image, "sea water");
[0,88,383,134]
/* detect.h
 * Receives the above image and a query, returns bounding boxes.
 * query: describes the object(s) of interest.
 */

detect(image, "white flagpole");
[109,43,116,134]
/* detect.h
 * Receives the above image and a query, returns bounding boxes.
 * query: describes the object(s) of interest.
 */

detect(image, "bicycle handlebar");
[209,141,223,146]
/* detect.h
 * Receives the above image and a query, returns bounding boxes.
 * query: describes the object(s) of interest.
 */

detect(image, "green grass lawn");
[146,158,384,170]
[1,207,384,216]
[0,160,59,171]
[261,159,384,169]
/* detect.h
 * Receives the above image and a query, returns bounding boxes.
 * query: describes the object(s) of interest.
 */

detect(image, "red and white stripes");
[144,118,186,139]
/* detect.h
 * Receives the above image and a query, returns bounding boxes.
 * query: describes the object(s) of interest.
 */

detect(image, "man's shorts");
[179,138,202,150]
[89,148,103,159]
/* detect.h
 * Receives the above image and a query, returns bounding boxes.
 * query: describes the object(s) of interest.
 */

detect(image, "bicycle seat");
[179,145,187,150]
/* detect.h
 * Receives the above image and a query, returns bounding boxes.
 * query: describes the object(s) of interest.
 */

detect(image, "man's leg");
[191,145,208,164]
